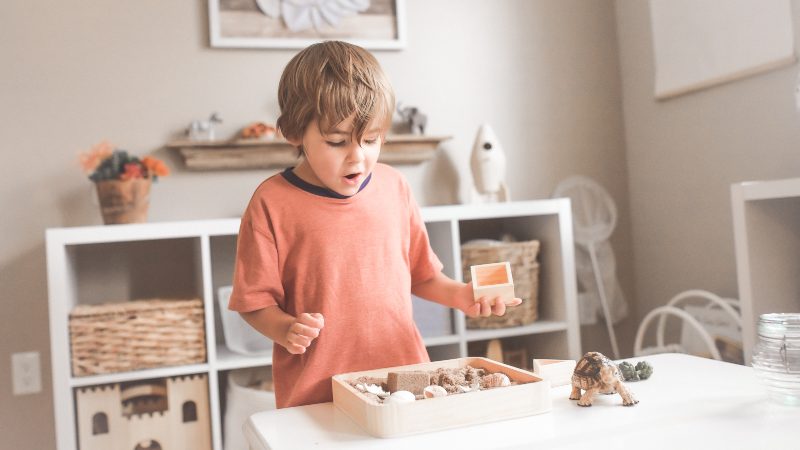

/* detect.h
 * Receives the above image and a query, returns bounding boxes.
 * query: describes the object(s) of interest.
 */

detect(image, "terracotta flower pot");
[95,178,152,225]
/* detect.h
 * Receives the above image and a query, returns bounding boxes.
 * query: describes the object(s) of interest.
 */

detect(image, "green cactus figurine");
[618,361,639,381]
[635,361,654,380]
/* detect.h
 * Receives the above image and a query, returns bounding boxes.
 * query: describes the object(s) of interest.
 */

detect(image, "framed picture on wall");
[209,0,406,50]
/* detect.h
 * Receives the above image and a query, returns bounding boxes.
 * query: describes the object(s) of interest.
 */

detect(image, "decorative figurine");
[617,361,638,381]
[635,361,653,380]
[396,103,428,135]
[569,352,638,407]
[187,112,223,141]
[617,360,654,382]
[470,124,510,203]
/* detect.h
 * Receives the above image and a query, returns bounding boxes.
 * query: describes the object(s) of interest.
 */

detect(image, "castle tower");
[76,384,125,450]
[166,374,212,449]
[75,375,211,450]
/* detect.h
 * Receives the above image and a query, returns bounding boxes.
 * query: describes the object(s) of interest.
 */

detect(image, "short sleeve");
[228,204,285,312]
[406,184,444,286]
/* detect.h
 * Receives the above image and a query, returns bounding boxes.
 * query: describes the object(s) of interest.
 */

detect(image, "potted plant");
[80,141,170,224]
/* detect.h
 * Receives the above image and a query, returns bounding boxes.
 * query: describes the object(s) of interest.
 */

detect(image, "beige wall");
[615,0,800,349]
[0,1,632,447]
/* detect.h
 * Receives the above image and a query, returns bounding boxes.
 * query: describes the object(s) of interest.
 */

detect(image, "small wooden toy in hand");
[470,262,517,306]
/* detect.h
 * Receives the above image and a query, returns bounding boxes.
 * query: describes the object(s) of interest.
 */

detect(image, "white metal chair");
[634,290,742,361]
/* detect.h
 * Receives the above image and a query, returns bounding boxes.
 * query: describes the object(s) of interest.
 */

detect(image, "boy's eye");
[364,139,378,145]
[326,141,345,147]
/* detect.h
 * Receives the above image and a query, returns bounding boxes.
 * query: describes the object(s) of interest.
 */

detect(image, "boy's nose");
[346,143,366,162]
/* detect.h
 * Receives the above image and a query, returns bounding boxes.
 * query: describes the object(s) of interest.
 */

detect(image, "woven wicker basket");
[462,240,540,329]
[69,299,206,376]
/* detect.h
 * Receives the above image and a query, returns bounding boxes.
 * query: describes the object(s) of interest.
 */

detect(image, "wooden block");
[470,262,515,306]
[387,371,430,395]
[533,358,577,387]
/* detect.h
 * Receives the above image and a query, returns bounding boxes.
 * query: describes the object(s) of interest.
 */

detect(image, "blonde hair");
[277,41,395,144]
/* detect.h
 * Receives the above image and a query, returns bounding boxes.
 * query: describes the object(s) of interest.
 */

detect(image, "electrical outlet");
[12,351,42,395]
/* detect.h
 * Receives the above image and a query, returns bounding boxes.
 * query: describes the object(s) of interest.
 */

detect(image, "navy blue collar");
[281,167,371,199]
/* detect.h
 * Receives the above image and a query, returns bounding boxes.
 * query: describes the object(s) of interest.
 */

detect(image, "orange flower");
[142,156,170,177]
[119,163,143,181]
[79,140,113,173]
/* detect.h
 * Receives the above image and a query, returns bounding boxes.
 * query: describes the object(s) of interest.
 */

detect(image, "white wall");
[616,0,800,349]
[0,1,631,447]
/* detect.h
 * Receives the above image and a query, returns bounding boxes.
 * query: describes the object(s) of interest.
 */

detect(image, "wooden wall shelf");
[166,135,451,170]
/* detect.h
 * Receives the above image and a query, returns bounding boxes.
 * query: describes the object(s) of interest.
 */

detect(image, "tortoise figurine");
[569,352,638,407]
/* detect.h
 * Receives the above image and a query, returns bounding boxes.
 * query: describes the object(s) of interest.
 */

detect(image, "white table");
[244,353,799,449]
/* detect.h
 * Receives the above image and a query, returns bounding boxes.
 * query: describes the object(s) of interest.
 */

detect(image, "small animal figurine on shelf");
[396,103,428,135]
[570,351,638,407]
[187,112,223,141]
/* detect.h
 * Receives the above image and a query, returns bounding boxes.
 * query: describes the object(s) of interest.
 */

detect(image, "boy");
[229,41,520,408]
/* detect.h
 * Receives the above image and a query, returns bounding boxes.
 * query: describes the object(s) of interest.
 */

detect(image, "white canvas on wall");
[649,0,795,100]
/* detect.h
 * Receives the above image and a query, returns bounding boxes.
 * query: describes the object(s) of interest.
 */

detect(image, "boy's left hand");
[457,283,522,318]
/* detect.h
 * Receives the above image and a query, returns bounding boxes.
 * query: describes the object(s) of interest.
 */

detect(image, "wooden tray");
[331,357,551,438]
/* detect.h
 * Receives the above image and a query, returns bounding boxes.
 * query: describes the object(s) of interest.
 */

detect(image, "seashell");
[355,383,367,392]
[456,385,472,393]
[423,385,448,399]
[384,390,415,404]
[365,383,389,397]
[482,373,511,388]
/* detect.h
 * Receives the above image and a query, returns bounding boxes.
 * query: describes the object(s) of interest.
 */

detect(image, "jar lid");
[758,313,800,339]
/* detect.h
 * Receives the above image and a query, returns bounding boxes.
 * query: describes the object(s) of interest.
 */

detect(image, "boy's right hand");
[284,312,324,355]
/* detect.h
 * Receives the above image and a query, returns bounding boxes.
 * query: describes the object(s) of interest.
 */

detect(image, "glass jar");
[751,313,800,406]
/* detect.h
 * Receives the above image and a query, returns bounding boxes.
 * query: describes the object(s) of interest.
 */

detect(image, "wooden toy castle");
[76,374,211,450]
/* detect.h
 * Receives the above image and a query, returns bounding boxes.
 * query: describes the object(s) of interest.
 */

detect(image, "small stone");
[423,385,448,398]
[365,383,389,398]
[635,361,654,380]
[384,390,416,404]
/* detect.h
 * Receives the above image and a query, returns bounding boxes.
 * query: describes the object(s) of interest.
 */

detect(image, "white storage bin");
[217,286,272,355]
[412,294,453,337]
[224,367,275,450]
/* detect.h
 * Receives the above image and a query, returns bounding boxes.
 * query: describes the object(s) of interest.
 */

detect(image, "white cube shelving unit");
[46,199,579,450]
[732,178,800,363]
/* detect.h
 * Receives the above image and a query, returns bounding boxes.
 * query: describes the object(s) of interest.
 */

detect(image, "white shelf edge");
[734,177,800,201]
[46,218,240,245]
[422,199,567,222]
[69,363,211,388]
[464,320,569,342]
[422,335,461,347]
[215,345,274,371]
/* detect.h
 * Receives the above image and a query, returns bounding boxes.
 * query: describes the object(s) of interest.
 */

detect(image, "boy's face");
[289,115,382,197]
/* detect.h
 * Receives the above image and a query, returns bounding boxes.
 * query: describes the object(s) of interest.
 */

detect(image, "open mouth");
[345,173,359,180]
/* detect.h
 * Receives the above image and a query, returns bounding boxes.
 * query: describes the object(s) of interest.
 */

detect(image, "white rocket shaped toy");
[470,124,510,203]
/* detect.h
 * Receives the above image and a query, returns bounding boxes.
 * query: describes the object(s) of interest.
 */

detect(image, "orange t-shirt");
[229,163,443,408]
